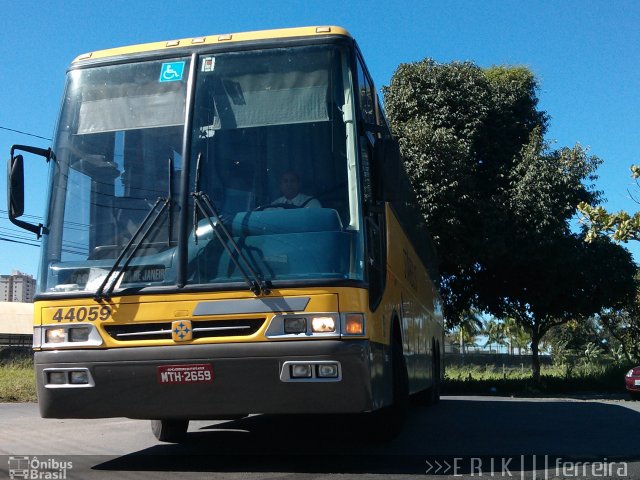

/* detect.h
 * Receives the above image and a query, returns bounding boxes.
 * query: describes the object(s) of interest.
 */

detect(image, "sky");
[1,0,639,280]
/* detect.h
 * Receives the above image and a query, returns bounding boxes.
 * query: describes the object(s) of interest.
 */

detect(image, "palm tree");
[504,317,530,355]
[484,319,508,353]
[457,310,484,355]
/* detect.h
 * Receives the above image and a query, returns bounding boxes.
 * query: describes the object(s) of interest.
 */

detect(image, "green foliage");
[384,61,547,313]
[546,318,601,357]
[0,358,36,402]
[583,342,602,365]
[551,340,578,378]
[503,317,530,354]
[598,279,640,363]
[450,309,484,354]
[579,164,640,242]
[483,319,508,351]
[445,362,633,395]
[511,133,601,236]
[610,344,627,364]
[579,203,640,242]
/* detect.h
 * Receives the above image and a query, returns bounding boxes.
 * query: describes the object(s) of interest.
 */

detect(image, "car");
[625,366,640,400]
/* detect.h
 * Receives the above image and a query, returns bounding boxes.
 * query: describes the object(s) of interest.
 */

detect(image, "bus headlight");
[265,313,340,338]
[45,328,67,343]
[40,324,104,348]
[311,316,336,333]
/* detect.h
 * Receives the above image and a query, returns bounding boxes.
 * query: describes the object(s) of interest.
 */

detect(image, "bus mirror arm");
[7,146,50,239]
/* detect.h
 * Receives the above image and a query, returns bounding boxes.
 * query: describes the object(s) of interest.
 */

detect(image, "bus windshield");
[41,44,364,294]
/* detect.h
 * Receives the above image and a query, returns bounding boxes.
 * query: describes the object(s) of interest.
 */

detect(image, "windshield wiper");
[192,192,268,296]
[96,153,176,301]
[94,197,169,301]
[191,153,269,296]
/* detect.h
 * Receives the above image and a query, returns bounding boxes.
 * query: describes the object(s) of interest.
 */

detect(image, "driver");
[270,170,321,208]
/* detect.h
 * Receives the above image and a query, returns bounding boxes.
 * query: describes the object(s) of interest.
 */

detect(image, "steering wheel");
[253,203,300,212]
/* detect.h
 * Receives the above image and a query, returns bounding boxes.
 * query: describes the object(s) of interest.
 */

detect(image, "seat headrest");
[231,208,343,236]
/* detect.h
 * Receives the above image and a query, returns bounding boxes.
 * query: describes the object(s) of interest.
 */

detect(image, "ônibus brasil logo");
[8,456,72,479]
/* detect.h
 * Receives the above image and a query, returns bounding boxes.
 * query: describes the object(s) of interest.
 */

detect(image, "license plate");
[157,364,213,384]
[635,380,640,386]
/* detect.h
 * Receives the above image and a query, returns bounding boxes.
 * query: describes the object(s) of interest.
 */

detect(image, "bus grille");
[103,319,265,341]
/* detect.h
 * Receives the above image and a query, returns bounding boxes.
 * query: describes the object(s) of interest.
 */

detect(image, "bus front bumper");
[34,340,374,419]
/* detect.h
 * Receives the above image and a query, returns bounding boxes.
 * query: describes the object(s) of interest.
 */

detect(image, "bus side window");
[357,54,386,310]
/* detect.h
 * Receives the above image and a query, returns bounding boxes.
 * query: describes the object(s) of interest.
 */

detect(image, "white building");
[0,301,33,347]
[0,271,36,303]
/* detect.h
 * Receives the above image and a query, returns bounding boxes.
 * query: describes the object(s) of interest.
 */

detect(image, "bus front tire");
[151,419,189,443]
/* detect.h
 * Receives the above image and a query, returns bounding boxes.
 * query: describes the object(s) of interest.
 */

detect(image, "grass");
[444,363,633,396]
[0,358,36,402]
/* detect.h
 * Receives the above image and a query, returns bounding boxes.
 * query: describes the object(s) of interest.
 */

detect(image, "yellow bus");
[7,26,443,442]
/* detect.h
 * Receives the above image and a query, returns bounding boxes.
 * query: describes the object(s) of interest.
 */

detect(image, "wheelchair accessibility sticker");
[159,61,185,82]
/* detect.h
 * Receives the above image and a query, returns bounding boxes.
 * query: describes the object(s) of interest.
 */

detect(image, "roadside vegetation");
[444,363,633,396]
[0,357,36,402]
[444,311,639,396]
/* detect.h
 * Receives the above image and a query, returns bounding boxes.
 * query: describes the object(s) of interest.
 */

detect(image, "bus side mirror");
[373,137,401,203]
[7,144,50,238]
[8,154,25,218]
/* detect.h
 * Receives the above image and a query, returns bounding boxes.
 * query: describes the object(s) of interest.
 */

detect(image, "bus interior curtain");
[208,70,330,130]
[77,90,186,134]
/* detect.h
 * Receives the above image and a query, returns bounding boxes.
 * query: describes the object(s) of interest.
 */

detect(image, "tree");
[483,319,507,353]
[384,59,638,381]
[478,231,636,379]
[598,272,640,363]
[455,309,484,354]
[544,317,602,356]
[600,307,640,364]
[503,317,530,355]
[384,61,547,318]
[579,165,640,242]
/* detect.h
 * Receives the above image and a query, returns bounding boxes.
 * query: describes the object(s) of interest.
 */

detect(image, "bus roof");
[72,26,352,63]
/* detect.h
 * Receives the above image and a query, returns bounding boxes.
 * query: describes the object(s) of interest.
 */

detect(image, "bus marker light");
[343,314,364,335]
[70,371,89,384]
[290,364,312,378]
[45,328,66,343]
[284,317,306,334]
[311,316,335,333]
[192,37,206,44]
[47,371,67,385]
[218,34,233,41]
[317,363,339,378]
[166,40,180,47]
[316,27,332,33]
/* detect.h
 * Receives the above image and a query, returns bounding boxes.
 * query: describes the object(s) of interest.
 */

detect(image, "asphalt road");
[0,395,639,479]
